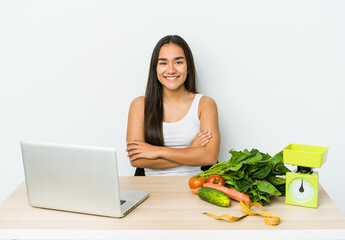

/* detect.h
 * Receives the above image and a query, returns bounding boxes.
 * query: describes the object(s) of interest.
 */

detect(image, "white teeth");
[166,76,177,80]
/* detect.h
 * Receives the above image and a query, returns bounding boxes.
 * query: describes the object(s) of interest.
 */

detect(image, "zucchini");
[198,187,231,207]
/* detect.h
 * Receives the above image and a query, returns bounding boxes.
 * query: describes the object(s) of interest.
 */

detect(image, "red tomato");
[207,174,226,186]
[188,176,206,189]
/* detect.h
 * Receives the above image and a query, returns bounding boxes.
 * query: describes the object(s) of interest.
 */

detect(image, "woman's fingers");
[196,131,212,143]
[200,138,210,147]
[127,148,139,156]
[126,144,138,152]
[129,153,140,161]
[127,147,142,161]
[126,141,141,161]
[126,140,160,160]
[126,141,142,152]
[190,130,212,147]
[198,135,210,147]
[199,131,212,141]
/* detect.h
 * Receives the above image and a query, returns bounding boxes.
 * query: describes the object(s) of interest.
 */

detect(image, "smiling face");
[156,43,188,92]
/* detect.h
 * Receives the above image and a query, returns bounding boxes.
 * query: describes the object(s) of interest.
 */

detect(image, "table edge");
[0,229,345,240]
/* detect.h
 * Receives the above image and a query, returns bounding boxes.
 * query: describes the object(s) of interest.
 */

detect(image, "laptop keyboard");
[120,200,126,205]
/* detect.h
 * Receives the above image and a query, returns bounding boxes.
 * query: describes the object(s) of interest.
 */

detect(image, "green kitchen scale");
[283,144,328,208]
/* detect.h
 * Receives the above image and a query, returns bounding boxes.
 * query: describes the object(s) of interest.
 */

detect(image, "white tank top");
[144,94,203,176]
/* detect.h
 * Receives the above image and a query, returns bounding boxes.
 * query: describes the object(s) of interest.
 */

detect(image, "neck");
[162,87,191,103]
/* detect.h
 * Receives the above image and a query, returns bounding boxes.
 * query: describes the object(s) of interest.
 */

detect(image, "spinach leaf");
[228,163,243,171]
[261,152,272,161]
[275,184,286,196]
[255,181,282,196]
[251,164,272,179]
[250,194,260,203]
[229,149,252,164]
[268,151,283,168]
[240,152,263,164]
[250,149,260,155]
[229,167,246,180]
[258,192,270,203]
[267,175,286,185]
[231,176,254,193]
[246,162,268,173]
[272,162,290,175]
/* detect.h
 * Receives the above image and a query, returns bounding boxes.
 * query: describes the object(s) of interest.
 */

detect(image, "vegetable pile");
[196,149,290,204]
[189,175,251,207]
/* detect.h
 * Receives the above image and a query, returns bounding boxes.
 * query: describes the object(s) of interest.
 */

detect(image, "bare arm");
[128,158,179,169]
[126,96,220,168]
[126,97,180,169]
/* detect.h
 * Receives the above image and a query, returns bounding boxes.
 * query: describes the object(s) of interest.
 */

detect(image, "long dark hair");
[144,35,198,146]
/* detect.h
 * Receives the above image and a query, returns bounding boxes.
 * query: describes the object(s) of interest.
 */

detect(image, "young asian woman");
[126,35,220,176]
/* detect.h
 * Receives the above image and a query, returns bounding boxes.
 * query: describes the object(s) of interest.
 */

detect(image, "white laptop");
[20,141,149,218]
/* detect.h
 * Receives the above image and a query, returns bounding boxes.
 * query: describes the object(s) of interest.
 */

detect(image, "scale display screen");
[288,177,315,204]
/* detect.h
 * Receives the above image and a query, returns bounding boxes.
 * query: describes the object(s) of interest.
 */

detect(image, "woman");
[126,35,220,176]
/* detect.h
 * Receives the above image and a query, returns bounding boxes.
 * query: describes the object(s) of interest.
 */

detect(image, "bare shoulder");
[128,96,145,121]
[130,96,145,110]
[199,95,218,110]
[131,96,145,105]
[127,96,145,141]
[198,95,218,120]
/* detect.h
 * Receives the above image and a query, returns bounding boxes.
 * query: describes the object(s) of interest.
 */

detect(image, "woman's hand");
[126,140,161,162]
[190,130,212,148]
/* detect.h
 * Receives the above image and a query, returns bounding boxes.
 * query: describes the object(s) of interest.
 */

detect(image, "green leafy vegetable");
[267,175,286,185]
[197,149,290,204]
[251,165,271,179]
[255,181,281,196]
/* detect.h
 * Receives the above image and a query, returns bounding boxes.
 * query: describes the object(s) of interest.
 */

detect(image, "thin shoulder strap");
[191,93,203,121]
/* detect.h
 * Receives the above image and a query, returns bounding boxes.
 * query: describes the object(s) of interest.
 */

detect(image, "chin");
[165,86,183,91]
[164,82,184,90]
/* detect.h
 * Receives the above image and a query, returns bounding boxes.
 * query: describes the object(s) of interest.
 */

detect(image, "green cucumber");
[198,187,231,207]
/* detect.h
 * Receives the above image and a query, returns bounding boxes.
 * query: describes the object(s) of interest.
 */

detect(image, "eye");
[176,61,184,65]
[158,62,167,65]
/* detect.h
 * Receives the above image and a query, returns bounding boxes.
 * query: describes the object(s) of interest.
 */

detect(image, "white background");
[0,0,344,216]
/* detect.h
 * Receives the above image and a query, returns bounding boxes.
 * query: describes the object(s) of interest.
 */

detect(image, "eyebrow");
[158,56,185,61]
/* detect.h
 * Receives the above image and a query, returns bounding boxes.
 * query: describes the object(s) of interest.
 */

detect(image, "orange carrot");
[191,187,201,194]
[203,183,250,204]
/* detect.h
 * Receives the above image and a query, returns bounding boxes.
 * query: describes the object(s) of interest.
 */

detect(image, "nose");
[167,62,176,74]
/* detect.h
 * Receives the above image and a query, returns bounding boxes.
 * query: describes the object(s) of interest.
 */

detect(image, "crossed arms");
[126,96,220,169]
